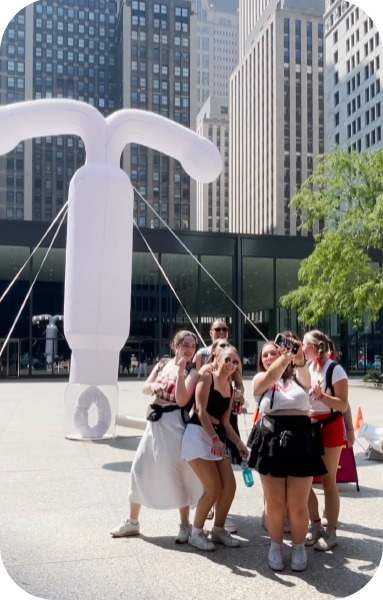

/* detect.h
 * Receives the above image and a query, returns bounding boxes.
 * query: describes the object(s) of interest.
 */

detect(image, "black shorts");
[247,415,328,479]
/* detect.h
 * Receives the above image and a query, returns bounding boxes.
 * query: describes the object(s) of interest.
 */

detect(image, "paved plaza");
[0,378,382,600]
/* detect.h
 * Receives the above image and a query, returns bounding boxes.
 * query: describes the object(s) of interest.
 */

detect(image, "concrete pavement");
[0,379,382,600]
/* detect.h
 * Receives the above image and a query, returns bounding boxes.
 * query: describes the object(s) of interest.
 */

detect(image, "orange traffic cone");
[354,406,363,431]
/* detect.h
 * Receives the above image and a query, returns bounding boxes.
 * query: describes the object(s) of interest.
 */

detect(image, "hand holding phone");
[274,333,300,355]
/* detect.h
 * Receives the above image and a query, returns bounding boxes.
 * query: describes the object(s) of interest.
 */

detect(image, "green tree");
[281,148,383,327]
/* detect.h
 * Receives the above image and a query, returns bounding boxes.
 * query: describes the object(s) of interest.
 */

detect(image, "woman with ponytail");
[302,330,349,551]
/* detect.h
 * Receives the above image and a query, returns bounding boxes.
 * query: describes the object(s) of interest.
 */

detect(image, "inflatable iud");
[0,100,222,440]
[358,421,383,454]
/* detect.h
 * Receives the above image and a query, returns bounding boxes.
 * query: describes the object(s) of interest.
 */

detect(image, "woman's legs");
[286,477,312,545]
[189,458,222,528]
[178,506,190,523]
[214,458,237,527]
[321,446,343,527]
[260,474,286,544]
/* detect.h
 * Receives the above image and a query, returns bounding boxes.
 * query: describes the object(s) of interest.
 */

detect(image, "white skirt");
[181,424,223,462]
[128,409,203,509]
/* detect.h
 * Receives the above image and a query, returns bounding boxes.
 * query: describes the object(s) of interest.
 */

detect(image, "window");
[334,91,339,106]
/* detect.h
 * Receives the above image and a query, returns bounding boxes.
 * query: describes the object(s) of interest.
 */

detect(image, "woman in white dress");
[110,331,203,544]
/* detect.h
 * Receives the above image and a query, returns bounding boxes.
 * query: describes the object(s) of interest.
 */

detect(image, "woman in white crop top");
[302,330,351,553]
[248,340,327,573]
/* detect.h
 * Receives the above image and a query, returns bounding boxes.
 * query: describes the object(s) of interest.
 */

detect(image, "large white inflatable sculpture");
[358,421,383,454]
[0,100,222,440]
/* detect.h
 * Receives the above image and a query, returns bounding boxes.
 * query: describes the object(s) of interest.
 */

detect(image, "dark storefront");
[0,220,382,378]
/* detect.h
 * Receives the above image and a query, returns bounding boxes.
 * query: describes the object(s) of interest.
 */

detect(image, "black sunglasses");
[213,327,228,333]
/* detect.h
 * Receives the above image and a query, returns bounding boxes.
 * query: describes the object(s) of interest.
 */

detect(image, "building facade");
[325,0,383,152]
[230,0,326,236]
[196,96,229,232]
[117,0,198,229]
[196,0,239,111]
[0,0,118,223]
[1,219,382,378]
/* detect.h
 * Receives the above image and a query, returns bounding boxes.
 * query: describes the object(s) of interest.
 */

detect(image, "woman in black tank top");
[181,347,249,551]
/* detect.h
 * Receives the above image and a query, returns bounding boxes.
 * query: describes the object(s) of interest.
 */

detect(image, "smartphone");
[274,333,300,355]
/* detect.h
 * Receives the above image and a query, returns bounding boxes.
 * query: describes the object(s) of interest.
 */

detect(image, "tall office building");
[116,0,197,229]
[0,0,117,222]
[196,0,239,111]
[196,96,229,232]
[325,0,383,152]
[230,0,326,235]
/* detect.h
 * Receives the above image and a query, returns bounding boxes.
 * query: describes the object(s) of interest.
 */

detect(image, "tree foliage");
[281,148,383,327]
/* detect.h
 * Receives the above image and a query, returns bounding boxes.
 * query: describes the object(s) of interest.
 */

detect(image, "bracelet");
[236,440,243,448]
[348,429,354,432]
[211,434,220,443]
[318,393,324,400]
[294,358,306,368]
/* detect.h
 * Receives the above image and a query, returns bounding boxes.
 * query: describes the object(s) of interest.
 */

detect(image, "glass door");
[0,339,20,378]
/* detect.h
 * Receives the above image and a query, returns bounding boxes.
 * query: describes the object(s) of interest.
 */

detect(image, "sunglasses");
[224,357,239,366]
[218,343,229,348]
[213,327,228,333]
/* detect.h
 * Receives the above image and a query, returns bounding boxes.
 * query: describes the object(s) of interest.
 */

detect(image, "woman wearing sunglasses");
[182,347,249,551]
[195,319,229,370]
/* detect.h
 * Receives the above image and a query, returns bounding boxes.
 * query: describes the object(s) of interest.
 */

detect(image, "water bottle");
[241,460,254,487]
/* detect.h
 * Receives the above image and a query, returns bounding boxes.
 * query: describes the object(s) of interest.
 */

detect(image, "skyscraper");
[325,0,383,152]
[230,0,326,235]
[196,96,229,232]
[196,0,239,111]
[0,0,118,222]
[115,0,197,229]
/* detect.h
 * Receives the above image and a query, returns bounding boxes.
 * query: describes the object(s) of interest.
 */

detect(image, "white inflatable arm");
[0,100,106,162]
[106,109,222,183]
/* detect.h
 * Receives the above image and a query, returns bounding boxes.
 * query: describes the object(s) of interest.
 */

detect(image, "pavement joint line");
[2,552,145,569]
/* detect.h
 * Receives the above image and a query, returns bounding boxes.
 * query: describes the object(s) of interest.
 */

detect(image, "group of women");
[110,321,353,573]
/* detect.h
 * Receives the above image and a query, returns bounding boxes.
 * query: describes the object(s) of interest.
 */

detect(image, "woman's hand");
[175,354,187,373]
[212,439,225,458]
[150,382,165,396]
[311,382,324,400]
[278,348,294,363]
[347,430,355,447]
[237,440,249,459]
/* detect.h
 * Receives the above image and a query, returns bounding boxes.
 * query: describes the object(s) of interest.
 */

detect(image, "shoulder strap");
[325,362,337,397]
[155,358,170,375]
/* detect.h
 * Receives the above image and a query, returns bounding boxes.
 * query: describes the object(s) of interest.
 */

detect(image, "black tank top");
[190,372,232,425]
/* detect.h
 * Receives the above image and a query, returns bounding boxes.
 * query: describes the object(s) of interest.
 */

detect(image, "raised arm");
[106,109,222,182]
[0,99,106,162]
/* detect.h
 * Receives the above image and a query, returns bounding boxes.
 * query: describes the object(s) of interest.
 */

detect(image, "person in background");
[249,341,327,572]
[182,347,249,551]
[302,330,349,551]
[137,348,147,379]
[110,331,203,544]
[195,319,229,370]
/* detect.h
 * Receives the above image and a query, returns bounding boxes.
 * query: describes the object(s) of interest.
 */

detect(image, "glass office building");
[0,220,382,378]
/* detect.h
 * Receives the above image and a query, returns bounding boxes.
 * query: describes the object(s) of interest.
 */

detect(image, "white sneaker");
[224,517,237,534]
[268,544,284,571]
[188,532,216,551]
[284,518,291,533]
[305,521,325,546]
[110,518,140,537]
[321,510,328,527]
[291,544,308,571]
[175,523,191,544]
[314,527,338,551]
[211,528,240,547]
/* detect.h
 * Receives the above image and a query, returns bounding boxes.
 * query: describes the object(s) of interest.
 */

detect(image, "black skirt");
[247,415,328,479]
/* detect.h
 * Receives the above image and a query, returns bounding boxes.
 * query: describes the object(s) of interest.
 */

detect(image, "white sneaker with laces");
[268,543,284,571]
[211,527,240,547]
[224,517,238,534]
[291,544,308,571]
[305,521,325,546]
[188,532,216,551]
[175,523,191,544]
[110,518,140,537]
[314,527,338,551]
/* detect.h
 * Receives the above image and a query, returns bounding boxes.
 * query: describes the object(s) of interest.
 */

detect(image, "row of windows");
[35,0,116,14]
[5,208,24,220]
[35,12,115,25]
[5,190,24,203]
[35,29,114,43]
